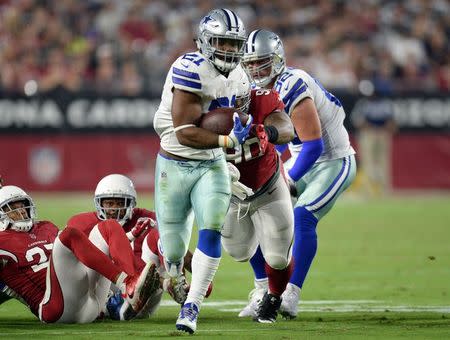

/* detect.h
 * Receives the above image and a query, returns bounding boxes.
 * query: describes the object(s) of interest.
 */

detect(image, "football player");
[222,73,296,323]
[153,8,252,334]
[68,174,209,321]
[240,29,357,319]
[0,183,158,323]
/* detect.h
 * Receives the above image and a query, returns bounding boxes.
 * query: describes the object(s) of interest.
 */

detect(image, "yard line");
[222,306,450,313]
[0,328,297,336]
[159,299,450,313]
[160,299,380,307]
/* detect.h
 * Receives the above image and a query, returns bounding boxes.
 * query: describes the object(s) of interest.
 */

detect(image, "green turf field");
[1,193,449,339]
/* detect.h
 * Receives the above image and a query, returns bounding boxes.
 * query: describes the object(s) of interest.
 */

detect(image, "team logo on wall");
[29,146,62,185]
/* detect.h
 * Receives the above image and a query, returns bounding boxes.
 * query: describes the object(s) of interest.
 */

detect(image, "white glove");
[227,162,240,182]
[227,162,253,200]
[231,181,254,200]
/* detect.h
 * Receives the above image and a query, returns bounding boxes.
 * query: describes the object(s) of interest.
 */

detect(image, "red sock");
[265,260,294,296]
[58,227,123,282]
[96,220,137,276]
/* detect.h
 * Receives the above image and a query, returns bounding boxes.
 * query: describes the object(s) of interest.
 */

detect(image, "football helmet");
[234,70,251,115]
[94,174,137,225]
[0,185,36,232]
[242,29,285,87]
[196,8,246,73]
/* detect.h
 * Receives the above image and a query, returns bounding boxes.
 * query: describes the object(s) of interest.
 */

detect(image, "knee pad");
[159,233,186,264]
[264,253,289,270]
[222,243,252,262]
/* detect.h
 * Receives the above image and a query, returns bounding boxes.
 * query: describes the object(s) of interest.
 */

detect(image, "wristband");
[218,135,235,148]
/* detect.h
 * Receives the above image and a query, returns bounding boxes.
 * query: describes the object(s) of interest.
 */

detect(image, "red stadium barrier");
[1,133,449,191]
[1,134,160,191]
[392,134,450,189]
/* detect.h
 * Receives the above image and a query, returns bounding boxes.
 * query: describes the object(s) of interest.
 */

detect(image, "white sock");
[254,277,269,290]
[185,248,220,308]
[285,282,301,295]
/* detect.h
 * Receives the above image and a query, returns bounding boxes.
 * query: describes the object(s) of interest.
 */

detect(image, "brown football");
[199,107,249,135]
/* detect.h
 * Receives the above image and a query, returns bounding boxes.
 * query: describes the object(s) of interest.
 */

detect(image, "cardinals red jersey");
[66,208,158,270]
[66,208,156,234]
[0,221,59,316]
[227,88,284,191]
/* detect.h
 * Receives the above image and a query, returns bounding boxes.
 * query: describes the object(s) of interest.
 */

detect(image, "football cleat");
[123,262,160,315]
[255,293,281,323]
[279,283,300,319]
[176,302,199,334]
[163,274,189,305]
[107,285,164,321]
[238,286,267,318]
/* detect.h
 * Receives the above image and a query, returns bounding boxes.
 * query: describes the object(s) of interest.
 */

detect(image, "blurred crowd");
[0,0,449,97]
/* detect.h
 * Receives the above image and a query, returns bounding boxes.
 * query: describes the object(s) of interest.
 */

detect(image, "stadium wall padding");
[1,133,449,191]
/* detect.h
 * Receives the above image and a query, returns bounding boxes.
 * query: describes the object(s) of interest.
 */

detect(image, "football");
[199,107,249,135]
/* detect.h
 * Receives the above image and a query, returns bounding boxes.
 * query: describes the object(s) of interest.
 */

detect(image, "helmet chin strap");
[213,57,238,73]
[254,75,272,88]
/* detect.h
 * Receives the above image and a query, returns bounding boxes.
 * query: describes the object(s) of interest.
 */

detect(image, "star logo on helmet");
[202,16,214,25]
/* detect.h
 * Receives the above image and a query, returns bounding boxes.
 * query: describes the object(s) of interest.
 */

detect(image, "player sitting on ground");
[66,174,212,320]
[0,182,158,323]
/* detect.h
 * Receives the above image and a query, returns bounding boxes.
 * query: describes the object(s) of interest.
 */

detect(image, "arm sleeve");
[287,138,324,181]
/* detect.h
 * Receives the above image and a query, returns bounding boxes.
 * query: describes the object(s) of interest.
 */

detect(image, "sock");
[58,227,122,283]
[254,277,268,290]
[186,248,220,307]
[265,260,293,296]
[290,206,318,288]
[97,220,137,276]
[249,246,267,280]
[197,229,221,257]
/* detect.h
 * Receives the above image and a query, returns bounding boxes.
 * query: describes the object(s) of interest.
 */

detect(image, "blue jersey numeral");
[274,72,293,93]
[182,53,205,66]
[208,96,236,111]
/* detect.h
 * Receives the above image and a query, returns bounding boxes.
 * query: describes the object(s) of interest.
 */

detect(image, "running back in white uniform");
[153,52,247,160]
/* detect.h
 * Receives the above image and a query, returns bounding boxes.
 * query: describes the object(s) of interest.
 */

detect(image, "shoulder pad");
[275,69,312,114]
[171,52,213,93]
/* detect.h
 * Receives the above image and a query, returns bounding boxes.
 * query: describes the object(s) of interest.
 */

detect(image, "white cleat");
[238,286,267,318]
[279,283,300,319]
[176,302,199,334]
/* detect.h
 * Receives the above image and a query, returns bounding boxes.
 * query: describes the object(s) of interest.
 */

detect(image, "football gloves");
[250,124,269,154]
[219,113,253,150]
[126,217,156,241]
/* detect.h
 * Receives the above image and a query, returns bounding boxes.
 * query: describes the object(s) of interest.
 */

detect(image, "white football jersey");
[273,67,355,163]
[153,51,246,160]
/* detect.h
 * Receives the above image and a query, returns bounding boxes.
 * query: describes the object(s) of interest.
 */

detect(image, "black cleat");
[255,293,282,323]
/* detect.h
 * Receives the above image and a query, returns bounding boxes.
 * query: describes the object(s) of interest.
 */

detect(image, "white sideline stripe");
[160,299,380,307]
[160,300,450,313]
[223,306,450,313]
[0,329,288,336]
